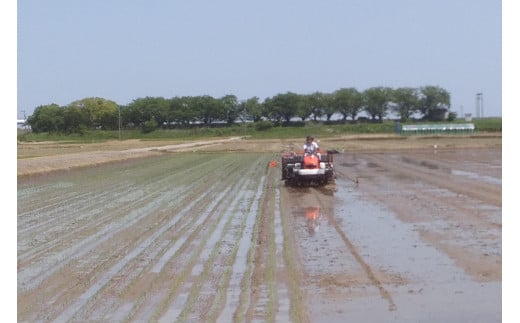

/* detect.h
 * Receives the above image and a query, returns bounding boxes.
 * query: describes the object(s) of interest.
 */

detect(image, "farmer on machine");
[303,135,320,160]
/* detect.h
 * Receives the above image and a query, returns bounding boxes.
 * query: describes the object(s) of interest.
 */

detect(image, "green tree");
[27,104,64,133]
[193,95,221,125]
[261,97,279,123]
[392,87,420,122]
[63,105,85,133]
[307,92,326,121]
[121,102,143,127]
[167,96,195,127]
[295,94,313,121]
[333,88,363,121]
[263,92,300,124]
[141,119,159,133]
[126,97,169,127]
[363,87,393,122]
[220,94,241,125]
[321,93,336,121]
[241,96,263,122]
[419,86,451,121]
[68,97,119,129]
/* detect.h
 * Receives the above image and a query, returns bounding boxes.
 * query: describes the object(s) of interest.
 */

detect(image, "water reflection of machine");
[305,206,321,235]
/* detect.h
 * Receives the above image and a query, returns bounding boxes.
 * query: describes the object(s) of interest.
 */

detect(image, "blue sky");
[16,0,503,119]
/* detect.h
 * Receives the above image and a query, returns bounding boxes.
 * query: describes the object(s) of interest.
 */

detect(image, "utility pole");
[481,93,484,118]
[118,105,121,140]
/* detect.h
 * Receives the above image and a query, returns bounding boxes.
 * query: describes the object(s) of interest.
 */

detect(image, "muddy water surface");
[18,148,501,322]
[289,178,500,323]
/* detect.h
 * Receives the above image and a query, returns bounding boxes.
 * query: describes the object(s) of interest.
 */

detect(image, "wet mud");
[18,148,501,322]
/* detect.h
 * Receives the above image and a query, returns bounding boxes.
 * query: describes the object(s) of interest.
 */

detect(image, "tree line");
[27,85,452,133]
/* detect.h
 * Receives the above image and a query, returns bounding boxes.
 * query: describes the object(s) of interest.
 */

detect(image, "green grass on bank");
[17,117,502,143]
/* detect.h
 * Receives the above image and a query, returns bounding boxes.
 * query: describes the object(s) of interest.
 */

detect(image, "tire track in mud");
[344,152,501,225]
[282,184,398,313]
[349,151,501,224]
[398,148,502,179]
[335,151,502,231]
[334,151,501,282]
[361,152,501,207]
[313,190,397,312]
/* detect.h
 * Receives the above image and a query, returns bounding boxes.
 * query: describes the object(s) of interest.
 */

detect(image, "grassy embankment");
[17,117,502,143]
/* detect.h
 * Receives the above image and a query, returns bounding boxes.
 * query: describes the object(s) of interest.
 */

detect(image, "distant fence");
[401,123,475,135]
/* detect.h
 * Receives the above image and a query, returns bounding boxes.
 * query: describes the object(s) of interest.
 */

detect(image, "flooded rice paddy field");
[17,148,501,322]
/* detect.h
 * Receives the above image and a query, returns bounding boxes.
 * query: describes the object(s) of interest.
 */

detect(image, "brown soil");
[17,133,502,322]
[18,133,501,176]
